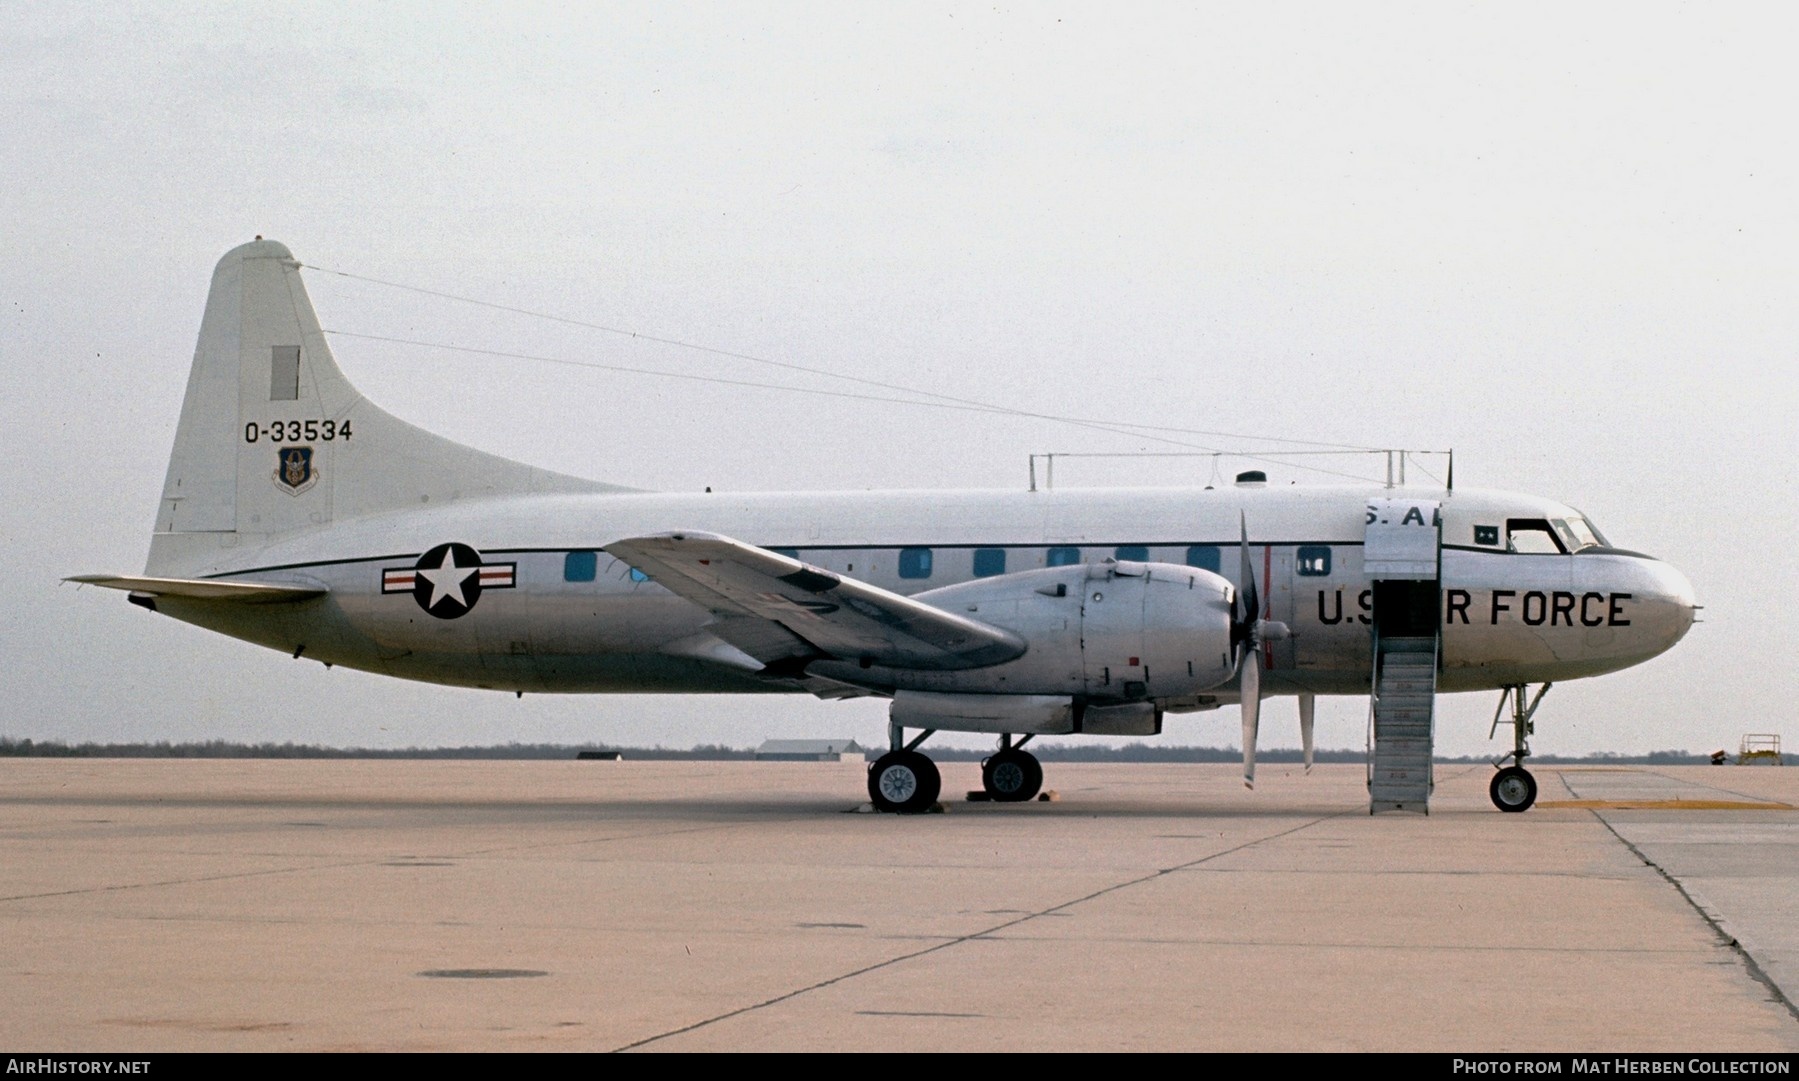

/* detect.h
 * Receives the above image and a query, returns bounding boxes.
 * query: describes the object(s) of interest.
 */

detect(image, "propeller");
[1231,514,1290,789]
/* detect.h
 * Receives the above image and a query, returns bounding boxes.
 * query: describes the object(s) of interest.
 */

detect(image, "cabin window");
[1186,545,1221,572]
[270,346,300,401]
[972,548,1007,577]
[1046,546,1081,567]
[898,547,933,579]
[628,567,650,583]
[1115,545,1148,562]
[771,548,799,560]
[1296,545,1332,576]
[563,550,598,582]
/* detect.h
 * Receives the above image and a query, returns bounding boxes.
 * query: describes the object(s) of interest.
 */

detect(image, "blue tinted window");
[771,548,799,559]
[1115,545,1148,562]
[628,567,649,583]
[898,547,933,579]
[1186,545,1221,572]
[972,548,1006,577]
[564,550,597,582]
[1046,546,1081,567]
[1296,545,1331,576]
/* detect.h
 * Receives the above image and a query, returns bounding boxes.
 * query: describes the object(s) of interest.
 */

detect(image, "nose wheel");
[1489,765,1538,812]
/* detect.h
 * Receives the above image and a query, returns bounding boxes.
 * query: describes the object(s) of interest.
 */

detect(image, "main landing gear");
[867,748,941,814]
[867,728,1045,812]
[981,735,1043,802]
[1488,683,1552,813]
[868,722,942,813]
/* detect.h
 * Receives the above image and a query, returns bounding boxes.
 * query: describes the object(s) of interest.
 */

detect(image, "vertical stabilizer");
[149,239,618,575]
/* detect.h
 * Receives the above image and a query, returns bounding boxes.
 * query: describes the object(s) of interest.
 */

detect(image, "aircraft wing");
[64,574,326,604]
[604,532,1026,672]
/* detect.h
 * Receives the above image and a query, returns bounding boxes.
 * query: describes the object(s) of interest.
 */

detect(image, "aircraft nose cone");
[1633,556,1698,658]
[1570,551,1697,672]
[1659,559,1698,643]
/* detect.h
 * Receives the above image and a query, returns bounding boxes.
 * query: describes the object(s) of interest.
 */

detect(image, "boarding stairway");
[1368,633,1438,812]
[1362,496,1444,815]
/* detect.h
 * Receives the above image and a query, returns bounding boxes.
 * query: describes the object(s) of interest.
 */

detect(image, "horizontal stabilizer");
[604,532,1026,671]
[64,574,325,604]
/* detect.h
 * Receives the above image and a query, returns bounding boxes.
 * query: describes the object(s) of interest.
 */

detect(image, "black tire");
[1490,766,1538,813]
[981,749,1044,802]
[867,750,942,813]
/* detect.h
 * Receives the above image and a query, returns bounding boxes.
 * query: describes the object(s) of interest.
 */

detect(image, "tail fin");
[148,239,620,575]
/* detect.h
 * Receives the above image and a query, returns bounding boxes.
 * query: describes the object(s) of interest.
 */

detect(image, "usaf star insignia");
[382,542,516,619]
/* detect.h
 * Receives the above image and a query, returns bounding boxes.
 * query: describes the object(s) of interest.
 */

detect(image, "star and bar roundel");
[382,543,516,619]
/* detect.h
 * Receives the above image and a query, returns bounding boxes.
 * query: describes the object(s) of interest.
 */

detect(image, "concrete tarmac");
[1,758,1795,1052]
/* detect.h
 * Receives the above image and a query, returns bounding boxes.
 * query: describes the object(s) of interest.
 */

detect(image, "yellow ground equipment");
[1738,734,1782,765]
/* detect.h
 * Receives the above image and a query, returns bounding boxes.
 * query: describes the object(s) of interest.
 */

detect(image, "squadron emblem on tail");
[274,446,318,495]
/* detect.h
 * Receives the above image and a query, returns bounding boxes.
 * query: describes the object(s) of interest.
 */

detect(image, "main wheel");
[868,750,941,813]
[1490,765,1538,813]
[981,749,1043,802]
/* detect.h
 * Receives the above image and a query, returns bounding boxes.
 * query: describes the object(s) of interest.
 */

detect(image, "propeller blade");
[1240,648,1260,789]
[1232,512,1265,789]
[1237,513,1259,632]
[1299,692,1315,774]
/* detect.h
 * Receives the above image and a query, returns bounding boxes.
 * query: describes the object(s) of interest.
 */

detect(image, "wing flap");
[604,532,1025,671]
[65,574,326,604]
[659,630,879,700]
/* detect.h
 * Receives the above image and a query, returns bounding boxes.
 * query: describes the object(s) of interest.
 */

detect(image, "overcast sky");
[5,3,1794,761]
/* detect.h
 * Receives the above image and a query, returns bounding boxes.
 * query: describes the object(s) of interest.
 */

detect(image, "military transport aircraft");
[69,240,1697,814]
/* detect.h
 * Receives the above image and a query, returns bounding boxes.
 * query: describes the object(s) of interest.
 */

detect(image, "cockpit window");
[1563,514,1609,550]
[1505,518,1567,554]
[1553,517,1604,553]
[1505,515,1610,554]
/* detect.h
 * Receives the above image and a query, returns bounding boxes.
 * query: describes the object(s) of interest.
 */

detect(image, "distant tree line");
[0,736,1703,765]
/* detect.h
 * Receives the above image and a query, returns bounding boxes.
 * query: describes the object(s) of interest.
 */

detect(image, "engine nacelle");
[810,560,1237,701]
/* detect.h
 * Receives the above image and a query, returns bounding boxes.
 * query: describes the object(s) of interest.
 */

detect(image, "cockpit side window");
[1505,518,1568,554]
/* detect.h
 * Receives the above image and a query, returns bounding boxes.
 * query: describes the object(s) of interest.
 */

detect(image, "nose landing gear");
[1489,683,1552,812]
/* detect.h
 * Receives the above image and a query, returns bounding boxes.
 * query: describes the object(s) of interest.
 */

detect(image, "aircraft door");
[1264,544,1298,679]
[1364,497,1442,635]
[1365,498,1441,581]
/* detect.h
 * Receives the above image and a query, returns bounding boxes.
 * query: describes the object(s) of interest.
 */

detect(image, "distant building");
[753,739,870,762]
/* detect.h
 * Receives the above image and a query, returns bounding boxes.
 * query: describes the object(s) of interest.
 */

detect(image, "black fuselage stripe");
[211,539,1660,581]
